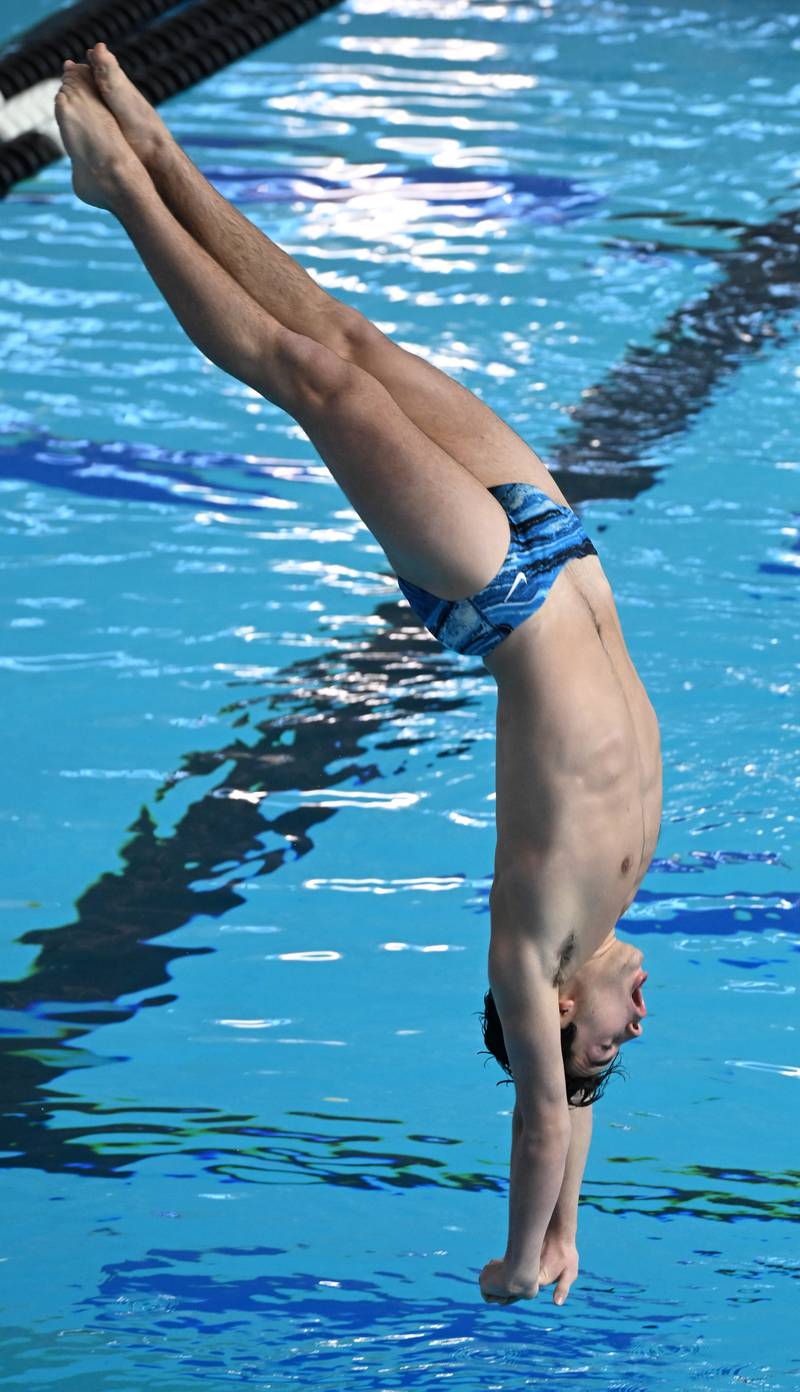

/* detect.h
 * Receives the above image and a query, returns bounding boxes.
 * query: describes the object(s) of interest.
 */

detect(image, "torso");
[483,545,663,976]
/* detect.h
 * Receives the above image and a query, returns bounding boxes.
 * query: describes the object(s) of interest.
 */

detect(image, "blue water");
[1,0,799,1387]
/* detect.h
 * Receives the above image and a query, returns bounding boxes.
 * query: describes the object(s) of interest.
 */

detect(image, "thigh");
[347,313,574,510]
[277,340,513,601]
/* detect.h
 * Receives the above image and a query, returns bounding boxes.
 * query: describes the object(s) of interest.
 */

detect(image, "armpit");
[552,929,577,989]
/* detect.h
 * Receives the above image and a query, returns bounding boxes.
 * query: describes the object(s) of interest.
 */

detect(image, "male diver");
[53,47,662,1308]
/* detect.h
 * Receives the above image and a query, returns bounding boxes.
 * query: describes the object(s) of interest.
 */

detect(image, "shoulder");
[487,928,568,1119]
[490,865,585,988]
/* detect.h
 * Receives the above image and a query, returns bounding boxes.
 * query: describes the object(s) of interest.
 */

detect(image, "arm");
[503,1102,571,1289]
[550,1103,592,1238]
[88,155,312,418]
[536,1103,593,1305]
[106,166,278,389]
[480,928,572,1300]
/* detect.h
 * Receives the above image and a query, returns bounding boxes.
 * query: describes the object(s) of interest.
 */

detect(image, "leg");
[85,44,569,505]
[54,63,512,599]
[86,42,355,359]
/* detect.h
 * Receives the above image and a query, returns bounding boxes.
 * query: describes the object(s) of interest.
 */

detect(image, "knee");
[337,304,382,358]
[275,329,357,411]
[338,305,386,372]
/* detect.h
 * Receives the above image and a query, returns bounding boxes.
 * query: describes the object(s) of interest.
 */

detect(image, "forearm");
[548,1104,593,1237]
[109,164,279,390]
[503,1103,571,1281]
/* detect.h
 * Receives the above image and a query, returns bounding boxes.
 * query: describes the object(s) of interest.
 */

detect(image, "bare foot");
[86,42,169,168]
[54,60,143,210]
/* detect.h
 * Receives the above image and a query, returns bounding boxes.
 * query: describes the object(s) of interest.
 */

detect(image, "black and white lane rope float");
[0,0,345,197]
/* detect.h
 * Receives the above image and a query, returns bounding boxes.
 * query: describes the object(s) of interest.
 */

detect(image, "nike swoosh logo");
[503,570,528,602]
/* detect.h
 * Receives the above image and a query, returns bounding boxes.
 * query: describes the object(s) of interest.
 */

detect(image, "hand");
[538,1225,579,1306]
[479,1258,539,1305]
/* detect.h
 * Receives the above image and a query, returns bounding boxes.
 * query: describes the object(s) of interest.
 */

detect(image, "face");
[558,937,648,1075]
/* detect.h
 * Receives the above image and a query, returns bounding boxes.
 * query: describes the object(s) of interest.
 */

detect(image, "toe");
[88,44,111,84]
[90,41,115,68]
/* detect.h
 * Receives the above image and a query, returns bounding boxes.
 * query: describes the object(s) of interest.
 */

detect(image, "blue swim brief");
[396,481,598,658]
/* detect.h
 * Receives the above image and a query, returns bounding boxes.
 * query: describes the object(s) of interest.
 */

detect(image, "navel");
[620,855,632,875]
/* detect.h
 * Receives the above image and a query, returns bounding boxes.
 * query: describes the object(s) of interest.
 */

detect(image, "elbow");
[515,1079,571,1137]
[516,1099,571,1149]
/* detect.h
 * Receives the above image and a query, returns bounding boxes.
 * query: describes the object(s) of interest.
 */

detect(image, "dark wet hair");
[476,987,626,1108]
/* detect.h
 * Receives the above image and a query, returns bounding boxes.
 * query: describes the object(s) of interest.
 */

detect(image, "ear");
[558,995,576,1021]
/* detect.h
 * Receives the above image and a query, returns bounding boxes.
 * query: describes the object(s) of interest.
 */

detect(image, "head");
[478,934,648,1107]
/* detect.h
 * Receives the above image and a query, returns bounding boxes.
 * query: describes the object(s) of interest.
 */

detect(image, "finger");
[554,1280,570,1306]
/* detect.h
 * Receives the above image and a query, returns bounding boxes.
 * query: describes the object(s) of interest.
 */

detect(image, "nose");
[631,974,647,1019]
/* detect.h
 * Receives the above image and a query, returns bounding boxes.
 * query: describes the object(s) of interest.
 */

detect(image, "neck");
[592,926,618,959]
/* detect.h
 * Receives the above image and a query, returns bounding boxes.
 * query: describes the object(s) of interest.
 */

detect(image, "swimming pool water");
[1,0,798,1387]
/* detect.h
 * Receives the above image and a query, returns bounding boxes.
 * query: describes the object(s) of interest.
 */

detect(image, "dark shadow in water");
[0,431,308,509]
[5,614,477,1013]
[0,609,487,1173]
[547,204,800,501]
[177,163,603,224]
[68,1249,666,1388]
[81,1245,653,1325]
[69,1229,796,1379]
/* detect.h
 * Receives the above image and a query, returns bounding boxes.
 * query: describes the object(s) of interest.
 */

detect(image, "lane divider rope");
[0,0,345,197]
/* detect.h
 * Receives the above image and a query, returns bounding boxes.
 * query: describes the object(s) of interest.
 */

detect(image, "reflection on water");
[0,609,484,1173]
